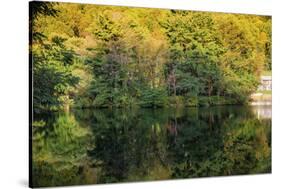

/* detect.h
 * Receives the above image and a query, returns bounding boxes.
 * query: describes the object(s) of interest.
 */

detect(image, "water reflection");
[32,106,271,187]
[251,105,272,119]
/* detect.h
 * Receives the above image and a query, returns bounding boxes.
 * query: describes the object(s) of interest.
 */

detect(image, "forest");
[30,2,272,112]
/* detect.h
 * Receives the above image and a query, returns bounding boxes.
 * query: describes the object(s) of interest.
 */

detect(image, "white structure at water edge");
[258,76,272,91]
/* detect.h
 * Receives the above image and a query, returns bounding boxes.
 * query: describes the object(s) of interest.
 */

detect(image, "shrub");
[139,88,168,108]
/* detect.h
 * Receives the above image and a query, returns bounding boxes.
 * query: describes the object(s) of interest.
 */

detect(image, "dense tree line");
[30,2,271,111]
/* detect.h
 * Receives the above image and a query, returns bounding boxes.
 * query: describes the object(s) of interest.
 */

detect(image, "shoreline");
[250,92,272,106]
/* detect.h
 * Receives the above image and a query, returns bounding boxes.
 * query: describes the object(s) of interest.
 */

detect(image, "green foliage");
[31,2,271,109]
[185,96,199,106]
[139,88,168,108]
[30,2,59,43]
[32,120,46,127]
[162,12,223,97]
[33,36,79,112]
[168,96,186,107]
[30,2,58,21]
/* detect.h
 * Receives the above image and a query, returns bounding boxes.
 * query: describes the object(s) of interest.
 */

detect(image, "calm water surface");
[32,105,271,187]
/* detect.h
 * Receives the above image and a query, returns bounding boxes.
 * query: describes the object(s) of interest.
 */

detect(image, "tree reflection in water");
[32,106,271,187]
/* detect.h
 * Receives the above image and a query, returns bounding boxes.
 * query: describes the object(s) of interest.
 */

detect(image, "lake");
[32,105,271,187]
